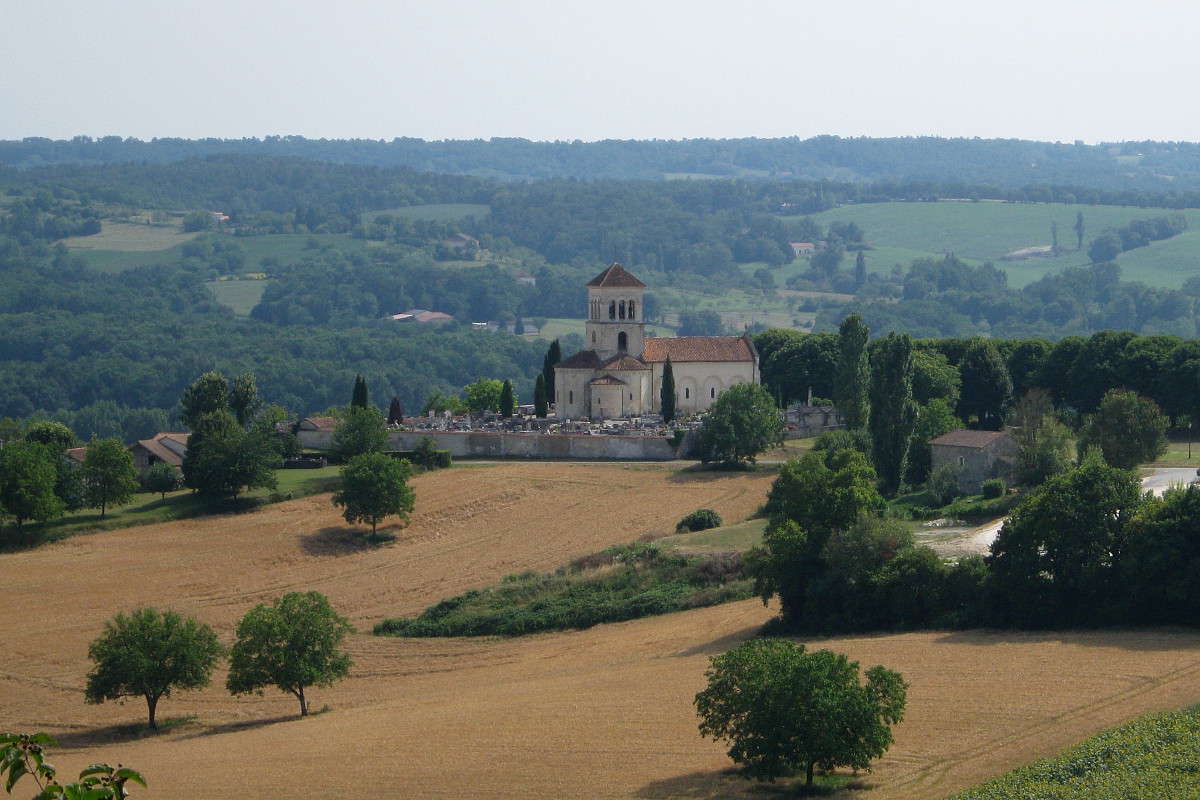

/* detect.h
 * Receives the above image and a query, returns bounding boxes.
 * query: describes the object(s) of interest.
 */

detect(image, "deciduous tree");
[834,315,870,428]
[81,437,139,517]
[1078,388,1168,469]
[85,608,221,730]
[0,441,64,534]
[227,591,354,717]
[332,453,415,535]
[142,461,180,499]
[695,639,906,785]
[696,384,783,466]
[330,406,388,462]
[957,338,1012,430]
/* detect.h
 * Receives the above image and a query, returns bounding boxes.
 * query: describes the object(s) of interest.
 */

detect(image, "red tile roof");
[600,353,649,371]
[586,263,646,288]
[130,433,191,467]
[65,447,87,463]
[589,374,627,386]
[930,429,1010,449]
[642,336,756,363]
[300,416,340,431]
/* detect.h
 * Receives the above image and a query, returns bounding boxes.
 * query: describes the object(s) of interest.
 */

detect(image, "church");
[554,264,760,420]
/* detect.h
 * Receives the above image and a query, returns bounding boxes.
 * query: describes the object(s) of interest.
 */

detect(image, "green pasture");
[206,278,269,316]
[659,518,767,554]
[220,233,371,268]
[363,203,490,222]
[799,201,1200,288]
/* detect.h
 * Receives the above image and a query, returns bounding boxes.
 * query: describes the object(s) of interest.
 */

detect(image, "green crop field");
[61,221,198,251]
[218,232,372,267]
[206,278,269,315]
[949,705,1200,800]
[363,203,491,222]
[797,201,1200,289]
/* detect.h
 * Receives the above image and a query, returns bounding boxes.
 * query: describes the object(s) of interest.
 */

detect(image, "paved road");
[960,466,1199,554]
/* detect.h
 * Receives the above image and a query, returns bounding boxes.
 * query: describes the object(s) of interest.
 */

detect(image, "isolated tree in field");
[868,332,918,496]
[229,372,263,427]
[227,591,354,717]
[534,374,548,418]
[332,453,415,535]
[0,441,64,534]
[85,608,221,730]
[957,338,1012,430]
[499,379,515,418]
[81,437,139,517]
[834,314,870,429]
[543,339,561,401]
[1088,231,1122,263]
[331,406,388,461]
[1078,388,1169,469]
[464,378,504,416]
[180,371,229,430]
[142,461,180,499]
[387,396,405,425]
[695,639,907,785]
[350,374,369,409]
[661,357,676,423]
[1075,211,1085,250]
[854,250,867,289]
[23,420,76,450]
[697,383,784,466]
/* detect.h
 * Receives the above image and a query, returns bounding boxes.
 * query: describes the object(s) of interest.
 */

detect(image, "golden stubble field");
[4,461,1200,799]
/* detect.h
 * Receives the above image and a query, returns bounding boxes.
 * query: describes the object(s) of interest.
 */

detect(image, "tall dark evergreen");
[868,332,918,496]
[958,339,1013,430]
[1075,212,1085,250]
[533,374,548,418]
[543,340,561,402]
[514,316,525,335]
[834,315,871,429]
[854,251,867,289]
[351,375,368,409]
[660,357,676,424]
[387,396,404,425]
[499,379,515,418]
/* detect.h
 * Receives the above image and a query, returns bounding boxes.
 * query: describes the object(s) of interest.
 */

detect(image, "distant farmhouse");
[129,432,190,474]
[930,429,1017,495]
[555,264,759,420]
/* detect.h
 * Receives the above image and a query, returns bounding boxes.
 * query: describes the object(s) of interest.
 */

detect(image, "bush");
[676,508,723,533]
[981,478,1006,499]
[927,465,962,506]
[410,436,452,470]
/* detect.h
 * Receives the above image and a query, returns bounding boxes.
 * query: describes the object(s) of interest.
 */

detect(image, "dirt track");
[4,462,1200,799]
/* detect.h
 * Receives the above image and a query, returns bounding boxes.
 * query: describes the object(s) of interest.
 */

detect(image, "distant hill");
[7,135,1200,191]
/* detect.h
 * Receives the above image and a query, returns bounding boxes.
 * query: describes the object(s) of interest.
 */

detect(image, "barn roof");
[930,429,1010,449]
[586,263,646,288]
[642,336,756,363]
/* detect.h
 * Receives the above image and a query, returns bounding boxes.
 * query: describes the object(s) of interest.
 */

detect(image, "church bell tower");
[584,263,646,359]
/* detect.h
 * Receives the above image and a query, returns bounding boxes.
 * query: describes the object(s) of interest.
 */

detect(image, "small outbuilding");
[128,432,190,474]
[929,429,1017,495]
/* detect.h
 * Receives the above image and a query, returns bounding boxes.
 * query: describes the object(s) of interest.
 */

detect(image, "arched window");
[628,300,636,319]
[569,390,574,405]
[609,301,616,320]
[684,387,690,399]
[592,331,596,343]
[618,331,628,351]
[619,300,626,319]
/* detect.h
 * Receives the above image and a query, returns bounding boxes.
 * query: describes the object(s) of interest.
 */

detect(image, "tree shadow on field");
[933,627,1200,652]
[299,526,398,555]
[637,768,870,799]
[668,463,760,485]
[53,716,197,748]
[673,624,765,658]
[176,714,300,741]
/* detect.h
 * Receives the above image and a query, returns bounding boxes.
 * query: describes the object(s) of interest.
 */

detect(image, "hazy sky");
[4,0,1197,143]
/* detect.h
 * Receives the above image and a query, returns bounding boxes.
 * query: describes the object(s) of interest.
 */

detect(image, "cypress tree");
[543,340,561,401]
[868,332,918,497]
[351,375,369,409]
[834,314,871,429]
[661,357,676,423]
[499,379,515,418]
[534,374,548,418]
[854,251,867,289]
[387,396,404,425]
[514,316,525,335]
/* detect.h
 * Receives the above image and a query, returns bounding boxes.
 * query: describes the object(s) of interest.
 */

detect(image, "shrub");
[927,465,962,506]
[411,436,452,469]
[981,478,1006,499]
[676,508,723,533]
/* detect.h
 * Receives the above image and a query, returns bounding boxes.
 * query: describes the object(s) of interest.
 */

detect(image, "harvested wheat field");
[5,461,1200,799]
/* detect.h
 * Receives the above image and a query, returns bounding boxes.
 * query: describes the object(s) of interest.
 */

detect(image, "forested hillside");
[10,135,1200,192]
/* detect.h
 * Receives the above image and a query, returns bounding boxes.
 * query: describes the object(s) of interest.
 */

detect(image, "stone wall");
[297,429,680,461]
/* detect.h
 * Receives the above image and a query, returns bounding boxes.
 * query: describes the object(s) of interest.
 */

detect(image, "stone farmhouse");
[929,429,1017,495]
[554,264,759,420]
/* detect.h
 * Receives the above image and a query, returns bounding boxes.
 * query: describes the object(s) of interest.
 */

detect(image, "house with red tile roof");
[128,433,190,474]
[554,264,759,420]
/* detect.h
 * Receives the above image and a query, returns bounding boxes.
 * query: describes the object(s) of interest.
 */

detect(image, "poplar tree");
[1075,212,1085,250]
[542,340,562,401]
[834,315,871,429]
[854,251,867,289]
[534,374,548,418]
[868,332,918,496]
[499,379,515,418]
[661,357,676,423]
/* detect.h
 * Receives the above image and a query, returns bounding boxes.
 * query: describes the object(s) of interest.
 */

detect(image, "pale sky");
[3,0,1198,143]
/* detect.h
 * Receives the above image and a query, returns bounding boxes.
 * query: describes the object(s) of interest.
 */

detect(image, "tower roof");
[586,263,646,288]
